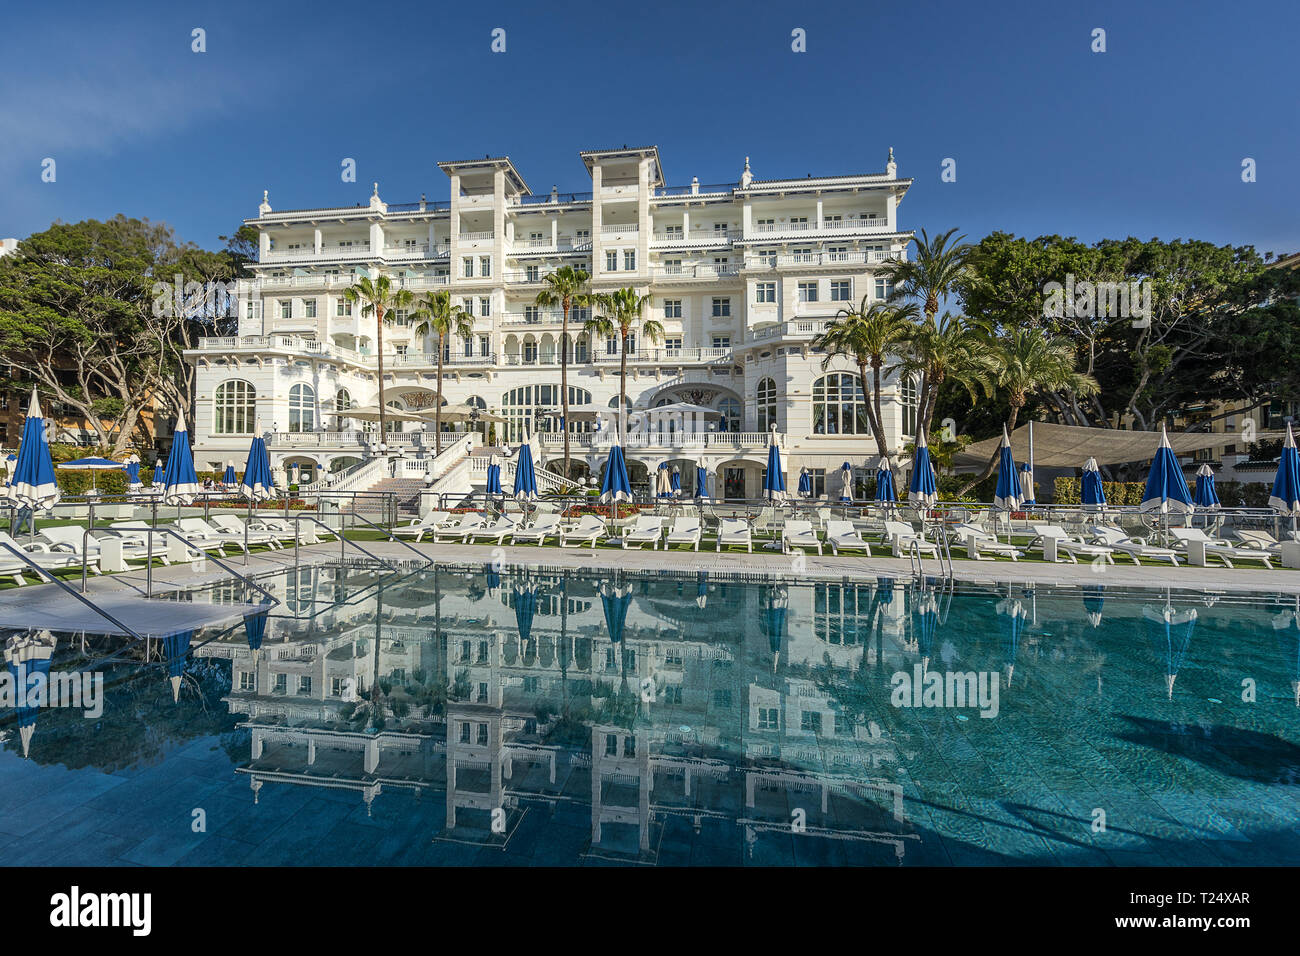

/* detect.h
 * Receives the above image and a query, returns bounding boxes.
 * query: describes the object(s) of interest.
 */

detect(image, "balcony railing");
[499,346,731,367]
[650,264,741,279]
[599,222,639,235]
[537,431,772,450]
[651,229,742,244]
[749,217,891,235]
[458,230,495,241]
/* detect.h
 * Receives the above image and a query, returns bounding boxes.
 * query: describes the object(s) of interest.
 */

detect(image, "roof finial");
[886,147,897,179]
[258,190,272,215]
[372,181,379,197]
[740,156,753,188]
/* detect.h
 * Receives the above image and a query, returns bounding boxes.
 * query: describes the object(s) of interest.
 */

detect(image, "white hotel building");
[187,146,918,499]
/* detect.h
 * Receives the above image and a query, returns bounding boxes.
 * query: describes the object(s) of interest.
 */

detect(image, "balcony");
[649,263,741,280]
[747,216,892,238]
[742,250,900,270]
[651,229,741,246]
[458,230,495,242]
[499,346,730,368]
[537,430,772,452]
[599,222,639,236]
[261,245,374,264]
[382,242,450,260]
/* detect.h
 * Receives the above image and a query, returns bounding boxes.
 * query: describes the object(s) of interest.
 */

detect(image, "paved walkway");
[3,538,1297,637]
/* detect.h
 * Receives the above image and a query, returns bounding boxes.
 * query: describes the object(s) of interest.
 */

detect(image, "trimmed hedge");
[1053,476,1271,508]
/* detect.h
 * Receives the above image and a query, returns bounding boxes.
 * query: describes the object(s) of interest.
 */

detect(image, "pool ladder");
[905,525,955,583]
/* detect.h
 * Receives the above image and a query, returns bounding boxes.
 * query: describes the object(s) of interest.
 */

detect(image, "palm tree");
[956,324,1099,494]
[409,290,474,453]
[586,288,661,436]
[884,227,973,323]
[343,274,413,442]
[813,298,919,460]
[898,312,997,438]
[535,266,590,479]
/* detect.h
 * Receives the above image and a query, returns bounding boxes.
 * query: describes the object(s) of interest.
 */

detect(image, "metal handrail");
[325,510,433,566]
[0,540,147,641]
[906,539,923,579]
[137,526,281,607]
[292,513,399,571]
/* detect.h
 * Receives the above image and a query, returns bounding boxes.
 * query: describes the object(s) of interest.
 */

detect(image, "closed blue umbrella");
[670,467,682,497]
[513,443,538,501]
[483,565,501,594]
[764,587,787,668]
[1083,584,1105,628]
[997,596,1027,684]
[909,435,937,509]
[240,435,275,500]
[123,459,142,492]
[1081,457,1106,512]
[222,461,237,486]
[600,582,632,643]
[656,461,671,498]
[1018,463,1036,507]
[797,468,813,498]
[914,591,939,669]
[8,388,60,510]
[152,459,165,484]
[5,630,56,758]
[695,465,709,501]
[600,441,632,503]
[695,570,708,609]
[162,410,201,506]
[1140,426,1194,515]
[763,440,786,501]
[163,629,194,703]
[513,582,539,647]
[875,457,897,505]
[1193,463,1220,511]
[1144,604,1197,699]
[243,611,268,663]
[1268,422,1300,515]
[485,456,503,496]
[993,427,1020,512]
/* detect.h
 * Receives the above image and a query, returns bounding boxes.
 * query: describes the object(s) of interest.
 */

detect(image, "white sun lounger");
[781,520,822,555]
[1169,527,1273,568]
[0,531,88,582]
[1231,528,1286,556]
[948,522,1021,561]
[392,511,451,542]
[469,517,518,545]
[716,517,753,553]
[511,513,561,546]
[825,520,871,555]
[209,514,284,549]
[560,514,606,548]
[883,520,938,557]
[622,516,664,550]
[40,526,158,568]
[432,514,484,542]
[176,518,250,553]
[1088,525,1180,566]
[665,516,702,551]
[1028,524,1115,564]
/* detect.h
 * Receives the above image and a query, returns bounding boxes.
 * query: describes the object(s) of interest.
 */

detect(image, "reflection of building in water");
[199,566,918,861]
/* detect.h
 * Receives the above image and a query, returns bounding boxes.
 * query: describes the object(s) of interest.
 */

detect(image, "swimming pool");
[2,561,1298,866]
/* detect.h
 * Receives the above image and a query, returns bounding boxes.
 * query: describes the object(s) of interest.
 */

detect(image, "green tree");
[898,312,996,437]
[813,298,918,460]
[343,274,413,441]
[586,288,662,434]
[885,226,973,322]
[535,265,590,479]
[409,290,474,453]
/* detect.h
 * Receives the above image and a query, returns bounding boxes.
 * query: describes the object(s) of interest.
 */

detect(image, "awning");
[954,422,1288,469]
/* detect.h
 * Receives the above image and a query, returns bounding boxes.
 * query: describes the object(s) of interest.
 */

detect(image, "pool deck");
[4,539,1298,636]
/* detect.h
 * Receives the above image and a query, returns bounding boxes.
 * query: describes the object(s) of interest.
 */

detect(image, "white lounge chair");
[511,514,562,546]
[106,521,183,562]
[209,514,284,549]
[1168,527,1273,568]
[716,517,752,553]
[948,522,1021,561]
[0,531,87,582]
[560,514,606,549]
[176,518,250,553]
[40,526,156,568]
[883,520,938,558]
[1088,525,1180,566]
[1028,524,1115,564]
[781,520,822,555]
[1232,528,1286,556]
[825,520,871,555]
[622,516,664,550]
[469,516,518,545]
[433,514,484,542]
[664,517,702,551]
[393,511,451,543]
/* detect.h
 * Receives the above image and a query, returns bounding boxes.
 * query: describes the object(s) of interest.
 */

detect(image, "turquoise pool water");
[2,562,1298,866]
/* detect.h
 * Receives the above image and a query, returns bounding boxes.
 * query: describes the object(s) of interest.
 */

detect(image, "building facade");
[187,147,918,497]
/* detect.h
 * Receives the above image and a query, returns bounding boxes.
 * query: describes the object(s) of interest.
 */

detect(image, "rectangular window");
[524,306,539,322]
[712,335,731,349]
[240,672,256,691]
[274,674,287,694]
[801,711,822,734]
[757,707,779,730]
[462,297,474,317]
[479,256,491,277]
[298,676,312,696]
[303,298,317,318]
[875,278,893,300]
[830,280,851,301]
[791,216,809,226]
[755,282,776,303]
[279,300,291,319]
[711,297,731,317]
[606,250,618,271]
[462,257,474,278]
[479,335,490,356]
[623,250,636,270]
[663,258,682,274]
[663,336,682,350]
[665,224,683,238]
[336,299,351,317]
[663,299,682,318]
[393,308,409,326]
[798,282,819,303]
[756,218,774,229]
[714,222,729,234]
[824,214,843,225]
[395,344,407,357]
[479,297,491,317]
[525,265,539,282]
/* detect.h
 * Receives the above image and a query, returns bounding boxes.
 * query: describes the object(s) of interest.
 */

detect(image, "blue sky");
[1,0,1296,256]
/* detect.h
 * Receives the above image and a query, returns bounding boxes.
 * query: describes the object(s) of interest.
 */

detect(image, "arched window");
[813,373,868,435]
[901,376,919,438]
[288,383,315,433]
[717,398,741,433]
[214,380,255,435]
[335,387,352,412]
[501,385,592,442]
[756,377,778,431]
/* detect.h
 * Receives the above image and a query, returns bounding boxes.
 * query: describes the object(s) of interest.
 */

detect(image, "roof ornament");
[369,182,385,211]
[258,190,272,215]
[886,147,897,179]
[690,176,699,195]
[551,184,558,202]
[740,156,753,188]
